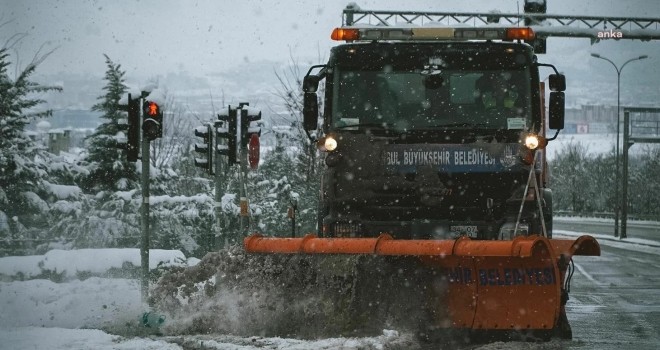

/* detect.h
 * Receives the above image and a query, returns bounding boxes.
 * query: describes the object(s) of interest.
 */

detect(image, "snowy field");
[1,224,658,350]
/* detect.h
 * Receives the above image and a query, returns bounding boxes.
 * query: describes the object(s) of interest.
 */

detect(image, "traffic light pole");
[117,93,152,304]
[197,104,260,245]
[140,128,151,304]
[214,138,223,250]
[239,144,249,236]
[238,103,252,237]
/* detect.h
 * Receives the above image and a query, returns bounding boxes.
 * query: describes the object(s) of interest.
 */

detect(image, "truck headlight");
[524,134,547,150]
[317,135,338,152]
[325,136,338,151]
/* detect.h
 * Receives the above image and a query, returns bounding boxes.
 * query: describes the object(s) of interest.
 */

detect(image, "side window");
[336,72,367,122]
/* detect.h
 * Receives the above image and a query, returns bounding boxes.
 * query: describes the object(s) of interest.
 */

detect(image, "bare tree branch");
[29,42,58,68]
[150,89,193,169]
[271,48,326,182]
[3,32,27,50]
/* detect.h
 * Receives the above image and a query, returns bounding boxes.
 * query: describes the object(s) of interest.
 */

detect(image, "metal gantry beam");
[343,7,660,41]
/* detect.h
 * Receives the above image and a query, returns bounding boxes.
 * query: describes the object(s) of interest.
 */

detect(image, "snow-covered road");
[2,225,659,350]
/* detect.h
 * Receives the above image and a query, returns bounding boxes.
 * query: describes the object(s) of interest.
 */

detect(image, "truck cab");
[303,26,565,240]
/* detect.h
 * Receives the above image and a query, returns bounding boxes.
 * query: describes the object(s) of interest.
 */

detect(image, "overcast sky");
[2,0,657,73]
[2,0,659,106]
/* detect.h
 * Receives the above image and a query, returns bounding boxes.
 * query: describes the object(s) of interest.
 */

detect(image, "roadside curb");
[555,230,660,249]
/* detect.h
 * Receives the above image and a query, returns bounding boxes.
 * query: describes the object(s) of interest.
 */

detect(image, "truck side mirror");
[549,74,566,92]
[302,74,320,131]
[303,92,319,131]
[548,91,565,130]
[303,75,320,93]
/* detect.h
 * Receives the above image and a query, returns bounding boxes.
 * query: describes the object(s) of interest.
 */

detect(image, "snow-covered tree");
[269,59,324,234]
[148,191,215,256]
[251,131,298,236]
[582,151,615,213]
[550,143,617,215]
[273,57,323,184]
[628,146,660,216]
[38,55,137,250]
[81,55,137,194]
[550,142,593,212]
[0,47,62,239]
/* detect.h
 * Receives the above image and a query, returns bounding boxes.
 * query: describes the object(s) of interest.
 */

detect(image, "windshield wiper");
[334,122,397,130]
[423,122,492,129]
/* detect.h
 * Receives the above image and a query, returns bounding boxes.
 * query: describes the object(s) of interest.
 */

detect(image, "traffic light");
[240,106,261,149]
[524,0,547,53]
[217,106,238,164]
[523,0,546,17]
[117,93,140,162]
[142,100,163,141]
[194,124,214,174]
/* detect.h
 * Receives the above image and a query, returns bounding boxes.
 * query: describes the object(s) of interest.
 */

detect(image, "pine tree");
[46,55,141,249]
[82,55,136,193]
[0,48,62,238]
[251,131,297,236]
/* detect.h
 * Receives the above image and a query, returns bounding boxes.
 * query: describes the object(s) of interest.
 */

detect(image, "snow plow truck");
[245,5,600,342]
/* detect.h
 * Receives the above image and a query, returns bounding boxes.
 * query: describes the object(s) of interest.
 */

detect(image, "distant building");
[48,109,103,129]
[48,129,72,155]
[30,109,100,154]
[561,104,618,134]
[565,104,617,125]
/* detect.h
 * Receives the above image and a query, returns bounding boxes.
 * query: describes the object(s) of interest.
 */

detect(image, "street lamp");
[590,53,648,237]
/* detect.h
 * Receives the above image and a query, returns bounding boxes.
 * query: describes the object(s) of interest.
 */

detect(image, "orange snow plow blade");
[244,233,600,334]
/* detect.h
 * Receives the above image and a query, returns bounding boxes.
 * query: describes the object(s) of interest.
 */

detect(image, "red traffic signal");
[142,101,163,141]
[248,133,260,170]
[146,101,160,116]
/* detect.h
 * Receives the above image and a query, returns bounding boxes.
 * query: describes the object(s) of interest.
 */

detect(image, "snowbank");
[0,277,142,328]
[0,327,182,350]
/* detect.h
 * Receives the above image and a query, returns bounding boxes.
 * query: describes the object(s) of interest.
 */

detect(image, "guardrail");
[555,211,660,221]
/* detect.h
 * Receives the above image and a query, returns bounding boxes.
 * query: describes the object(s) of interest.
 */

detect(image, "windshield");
[332,68,531,132]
